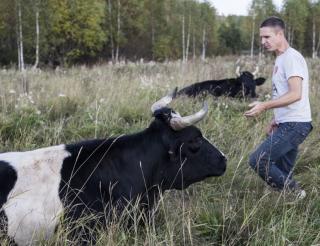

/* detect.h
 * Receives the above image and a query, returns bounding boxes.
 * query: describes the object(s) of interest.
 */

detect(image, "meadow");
[0,57,320,245]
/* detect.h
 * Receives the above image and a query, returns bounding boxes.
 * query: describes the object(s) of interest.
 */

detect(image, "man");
[244,16,312,198]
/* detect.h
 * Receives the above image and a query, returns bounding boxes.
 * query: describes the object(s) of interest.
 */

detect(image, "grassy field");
[0,57,320,245]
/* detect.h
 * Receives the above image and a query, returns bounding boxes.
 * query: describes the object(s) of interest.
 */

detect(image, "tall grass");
[0,57,320,245]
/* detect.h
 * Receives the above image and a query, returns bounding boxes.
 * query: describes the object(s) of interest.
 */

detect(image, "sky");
[208,0,284,16]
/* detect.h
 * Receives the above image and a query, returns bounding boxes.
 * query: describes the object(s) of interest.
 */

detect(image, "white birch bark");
[33,0,40,70]
[17,0,28,93]
[192,32,195,60]
[316,31,320,57]
[17,0,24,71]
[201,27,206,61]
[182,15,185,62]
[312,19,316,58]
[16,24,21,71]
[150,2,155,60]
[250,13,255,58]
[115,0,120,63]
[185,15,191,62]
[108,0,115,63]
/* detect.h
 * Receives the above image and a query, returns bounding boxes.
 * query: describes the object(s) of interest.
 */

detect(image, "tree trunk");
[108,0,115,63]
[150,3,155,60]
[287,26,290,44]
[33,1,40,70]
[201,27,206,61]
[185,15,191,62]
[316,27,320,57]
[115,0,120,63]
[312,18,317,58]
[250,14,255,58]
[17,0,24,71]
[182,15,185,62]
[287,26,294,46]
[16,22,21,71]
[151,23,155,60]
[17,0,28,94]
[192,32,195,60]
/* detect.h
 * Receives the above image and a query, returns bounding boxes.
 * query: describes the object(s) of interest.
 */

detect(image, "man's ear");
[255,78,266,86]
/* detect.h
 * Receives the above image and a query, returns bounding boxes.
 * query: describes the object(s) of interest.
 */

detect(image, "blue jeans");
[249,122,312,190]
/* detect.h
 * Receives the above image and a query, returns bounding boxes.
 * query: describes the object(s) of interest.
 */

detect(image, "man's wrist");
[262,101,271,111]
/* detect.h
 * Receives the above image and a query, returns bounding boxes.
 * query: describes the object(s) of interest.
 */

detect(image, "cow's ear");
[255,78,266,86]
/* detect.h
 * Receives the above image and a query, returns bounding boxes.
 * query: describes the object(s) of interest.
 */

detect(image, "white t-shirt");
[272,47,312,123]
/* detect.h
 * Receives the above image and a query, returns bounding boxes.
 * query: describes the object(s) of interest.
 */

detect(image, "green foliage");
[0,0,319,66]
[153,36,172,61]
[218,16,244,55]
[248,0,277,53]
[282,0,310,51]
[0,1,16,65]
[46,0,107,64]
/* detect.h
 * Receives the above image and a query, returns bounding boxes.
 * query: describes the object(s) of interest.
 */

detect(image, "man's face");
[260,26,282,52]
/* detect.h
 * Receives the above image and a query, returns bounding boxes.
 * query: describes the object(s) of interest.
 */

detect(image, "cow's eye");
[188,137,202,153]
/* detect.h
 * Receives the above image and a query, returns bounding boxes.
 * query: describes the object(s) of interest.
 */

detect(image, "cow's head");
[236,66,266,98]
[150,89,227,190]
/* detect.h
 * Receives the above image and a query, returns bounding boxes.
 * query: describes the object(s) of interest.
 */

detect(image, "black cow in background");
[178,66,266,98]
[0,89,226,245]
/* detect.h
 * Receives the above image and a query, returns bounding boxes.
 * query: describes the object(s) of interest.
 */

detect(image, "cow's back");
[0,145,70,245]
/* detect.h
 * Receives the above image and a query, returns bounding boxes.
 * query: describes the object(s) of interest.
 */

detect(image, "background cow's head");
[151,89,227,190]
[236,66,266,98]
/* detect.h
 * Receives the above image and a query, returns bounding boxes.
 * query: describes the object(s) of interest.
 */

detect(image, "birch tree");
[201,27,206,60]
[16,0,28,93]
[282,0,309,50]
[199,2,217,60]
[249,0,276,56]
[16,0,24,71]
[310,0,320,58]
[250,12,255,58]
[32,0,40,69]
[115,0,120,63]
[182,14,185,62]
[185,15,191,62]
[107,0,115,62]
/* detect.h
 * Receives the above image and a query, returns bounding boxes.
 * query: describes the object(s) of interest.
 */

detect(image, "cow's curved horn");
[170,102,208,130]
[252,65,259,77]
[151,87,178,113]
[235,66,241,77]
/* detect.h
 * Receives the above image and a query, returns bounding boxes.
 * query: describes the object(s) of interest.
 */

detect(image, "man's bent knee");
[249,152,259,170]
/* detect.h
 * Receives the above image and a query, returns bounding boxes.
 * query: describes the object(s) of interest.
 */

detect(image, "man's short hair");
[260,16,285,30]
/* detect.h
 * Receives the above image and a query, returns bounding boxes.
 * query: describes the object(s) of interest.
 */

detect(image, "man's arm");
[244,76,302,117]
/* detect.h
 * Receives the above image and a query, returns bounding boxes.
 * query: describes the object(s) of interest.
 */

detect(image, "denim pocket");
[288,122,312,146]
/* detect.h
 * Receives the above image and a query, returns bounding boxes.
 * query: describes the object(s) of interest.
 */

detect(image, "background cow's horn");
[252,65,259,77]
[235,66,241,76]
[151,87,178,113]
[170,102,208,130]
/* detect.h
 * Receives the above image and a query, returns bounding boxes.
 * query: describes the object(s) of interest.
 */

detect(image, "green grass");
[0,57,320,245]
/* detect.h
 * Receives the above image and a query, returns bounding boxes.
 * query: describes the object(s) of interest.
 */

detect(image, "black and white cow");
[0,90,226,245]
[178,66,266,98]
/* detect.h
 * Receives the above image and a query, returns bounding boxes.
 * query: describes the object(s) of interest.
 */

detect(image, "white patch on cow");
[203,136,225,157]
[0,144,70,246]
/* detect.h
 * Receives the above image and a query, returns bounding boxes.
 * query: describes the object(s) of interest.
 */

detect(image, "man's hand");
[244,101,267,117]
[266,118,278,135]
